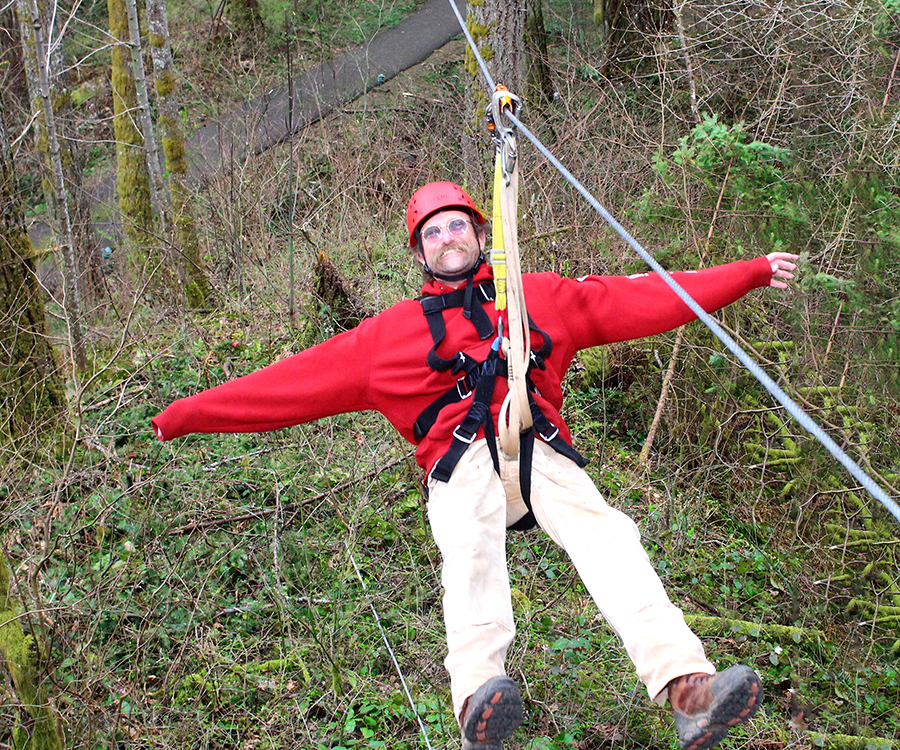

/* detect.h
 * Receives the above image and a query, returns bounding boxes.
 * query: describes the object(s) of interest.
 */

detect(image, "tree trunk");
[108,0,156,276]
[0,6,29,118]
[0,556,65,750]
[16,0,103,306]
[0,106,66,443]
[21,0,87,372]
[591,0,673,69]
[463,0,527,191]
[524,0,554,110]
[146,0,212,308]
[463,0,552,186]
[124,0,168,222]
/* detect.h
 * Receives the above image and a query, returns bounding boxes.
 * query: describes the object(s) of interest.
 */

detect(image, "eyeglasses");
[421,218,472,244]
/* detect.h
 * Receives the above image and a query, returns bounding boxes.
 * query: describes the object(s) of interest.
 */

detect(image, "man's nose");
[437,229,455,246]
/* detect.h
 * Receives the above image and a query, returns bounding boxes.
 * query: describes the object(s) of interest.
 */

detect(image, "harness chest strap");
[414,281,551,441]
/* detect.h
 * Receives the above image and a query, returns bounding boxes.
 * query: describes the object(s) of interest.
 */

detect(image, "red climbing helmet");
[406,181,485,246]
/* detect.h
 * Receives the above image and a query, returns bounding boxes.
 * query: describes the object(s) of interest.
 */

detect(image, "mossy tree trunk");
[462,0,551,189]
[18,0,88,372]
[0,556,65,750]
[124,0,168,222]
[462,0,526,193]
[147,0,212,308]
[0,108,66,443]
[108,0,157,278]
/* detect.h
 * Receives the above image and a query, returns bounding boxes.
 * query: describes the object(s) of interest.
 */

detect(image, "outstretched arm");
[151,323,376,441]
[547,255,801,349]
[767,251,799,289]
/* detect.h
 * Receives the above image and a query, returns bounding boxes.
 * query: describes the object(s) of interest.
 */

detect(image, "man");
[152,181,799,750]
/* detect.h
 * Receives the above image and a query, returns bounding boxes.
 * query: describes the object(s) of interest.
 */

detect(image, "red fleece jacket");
[151,257,773,474]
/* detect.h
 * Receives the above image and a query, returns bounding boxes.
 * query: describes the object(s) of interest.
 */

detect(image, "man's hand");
[767,251,799,289]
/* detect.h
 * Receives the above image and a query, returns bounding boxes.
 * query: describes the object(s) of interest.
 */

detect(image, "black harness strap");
[509,427,538,530]
[508,391,589,531]
[414,310,552,442]
[417,280,588,531]
[413,361,479,442]
[528,393,588,468]
[421,282,495,373]
[430,348,503,483]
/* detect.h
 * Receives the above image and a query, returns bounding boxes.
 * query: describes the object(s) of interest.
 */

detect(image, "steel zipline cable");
[444,0,900,527]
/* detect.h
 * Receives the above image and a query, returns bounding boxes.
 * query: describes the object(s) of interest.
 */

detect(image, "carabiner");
[485,84,522,185]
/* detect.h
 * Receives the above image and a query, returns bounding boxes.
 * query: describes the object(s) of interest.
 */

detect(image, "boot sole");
[677,666,763,750]
[462,675,523,747]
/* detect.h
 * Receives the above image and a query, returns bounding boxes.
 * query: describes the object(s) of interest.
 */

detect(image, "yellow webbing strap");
[493,138,533,457]
[491,155,508,312]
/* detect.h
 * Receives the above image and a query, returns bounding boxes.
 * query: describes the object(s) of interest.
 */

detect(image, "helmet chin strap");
[424,252,485,284]
[424,253,486,323]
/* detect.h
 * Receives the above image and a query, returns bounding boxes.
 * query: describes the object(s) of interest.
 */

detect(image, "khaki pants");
[426,439,715,720]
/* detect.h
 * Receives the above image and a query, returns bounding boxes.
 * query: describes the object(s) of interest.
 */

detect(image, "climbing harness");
[415,278,586,531]
[405,124,588,529]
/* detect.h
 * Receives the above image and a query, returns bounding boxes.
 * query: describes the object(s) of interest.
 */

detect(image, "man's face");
[415,209,484,285]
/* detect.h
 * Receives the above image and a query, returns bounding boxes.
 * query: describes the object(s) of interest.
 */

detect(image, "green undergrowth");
[2,299,898,748]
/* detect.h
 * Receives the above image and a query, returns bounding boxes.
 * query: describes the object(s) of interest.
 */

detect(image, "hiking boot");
[460,675,523,750]
[669,665,763,750]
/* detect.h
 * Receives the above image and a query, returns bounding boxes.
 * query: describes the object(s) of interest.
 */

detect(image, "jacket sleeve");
[151,321,376,441]
[551,256,773,350]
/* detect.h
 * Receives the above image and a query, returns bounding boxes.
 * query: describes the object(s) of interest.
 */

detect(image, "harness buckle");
[539,425,560,442]
[451,352,468,375]
[452,425,478,444]
[455,377,474,400]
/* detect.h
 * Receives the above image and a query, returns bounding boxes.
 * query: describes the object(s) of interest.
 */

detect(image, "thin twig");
[882,46,900,113]
[166,454,411,535]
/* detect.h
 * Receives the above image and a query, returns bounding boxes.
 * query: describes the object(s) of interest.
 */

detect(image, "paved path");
[187,0,466,174]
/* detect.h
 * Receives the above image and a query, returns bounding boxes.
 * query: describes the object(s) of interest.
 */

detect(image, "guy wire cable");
[442,0,900,526]
[344,540,435,749]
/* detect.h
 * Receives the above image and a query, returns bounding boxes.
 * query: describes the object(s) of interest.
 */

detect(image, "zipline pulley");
[487,85,522,185]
